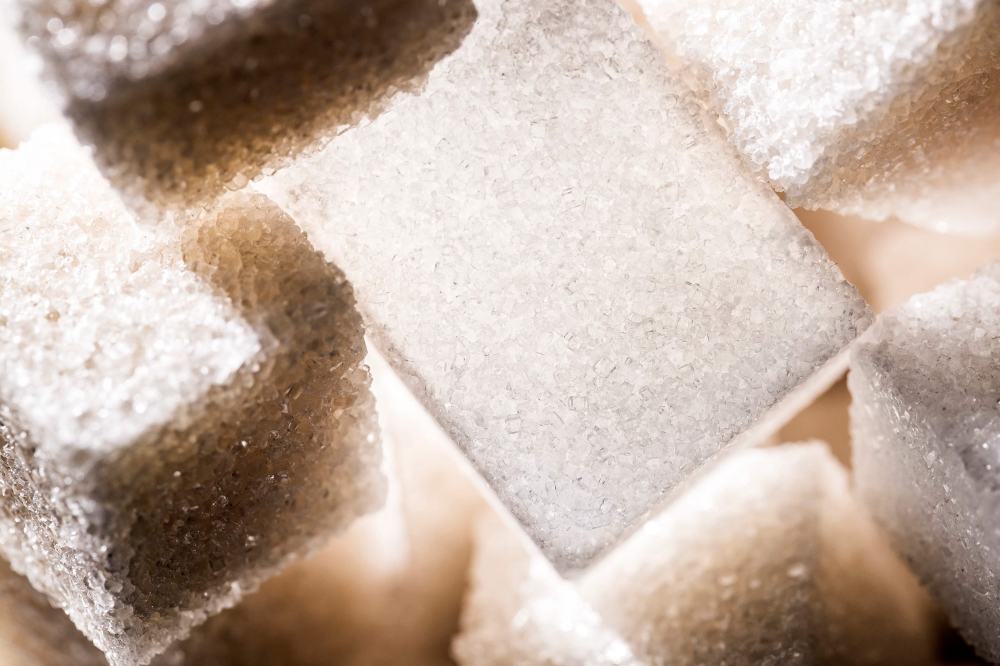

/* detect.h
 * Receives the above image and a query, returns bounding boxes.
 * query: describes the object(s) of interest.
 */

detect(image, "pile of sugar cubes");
[0,0,998,663]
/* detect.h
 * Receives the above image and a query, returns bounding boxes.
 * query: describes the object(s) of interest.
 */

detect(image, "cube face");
[0,127,384,666]
[257,0,872,571]
[851,265,1000,662]
[0,125,261,458]
[637,0,1000,226]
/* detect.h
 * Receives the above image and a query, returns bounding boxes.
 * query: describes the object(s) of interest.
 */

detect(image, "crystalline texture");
[256,0,872,571]
[850,261,1000,662]
[636,0,1000,235]
[452,444,938,666]
[0,125,384,666]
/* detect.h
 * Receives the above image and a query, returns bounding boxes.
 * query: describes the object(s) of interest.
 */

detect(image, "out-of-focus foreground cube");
[0,125,384,666]
[0,349,487,666]
[453,443,940,666]
[851,261,1000,662]
[256,0,872,572]
[9,0,477,216]
[636,0,1000,236]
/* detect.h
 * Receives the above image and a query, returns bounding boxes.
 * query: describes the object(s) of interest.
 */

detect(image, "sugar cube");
[156,348,488,666]
[255,0,872,571]
[0,124,384,666]
[851,261,1000,662]
[635,0,1000,235]
[581,443,938,666]
[12,0,477,215]
[453,444,939,666]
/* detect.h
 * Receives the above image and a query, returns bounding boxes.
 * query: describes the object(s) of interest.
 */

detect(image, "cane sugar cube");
[451,513,644,666]
[0,125,384,666]
[636,0,1000,235]
[255,0,872,571]
[851,262,1000,662]
[580,443,938,666]
[12,0,477,216]
[452,444,938,666]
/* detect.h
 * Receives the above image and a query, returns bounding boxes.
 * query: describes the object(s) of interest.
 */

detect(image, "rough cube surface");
[0,125,384,666]
[256,0,872,570]
[637,0,1000,234]
[851,261,1000,662]
[452,444,938,666]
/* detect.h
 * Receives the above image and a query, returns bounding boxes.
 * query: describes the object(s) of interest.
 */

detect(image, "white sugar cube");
[256,0,871,571]
[851,262,1000,661]
[453,444,939,666]
[637,0,1000,235]
[0,125,384,666]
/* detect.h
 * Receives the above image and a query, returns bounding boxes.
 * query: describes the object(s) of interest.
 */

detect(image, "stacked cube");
[1,0,1000,663]
[0,125,384,665]
[453,444,939,666]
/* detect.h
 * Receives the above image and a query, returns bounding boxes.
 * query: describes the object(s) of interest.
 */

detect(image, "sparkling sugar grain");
[0,125,384,666]
[451,444,938,666]
[256,0,872,571]
[851,261,1000,662]
[636,0,1000,235]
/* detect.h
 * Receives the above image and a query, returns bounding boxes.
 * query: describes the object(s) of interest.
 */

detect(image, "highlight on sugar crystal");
[851,260,1000,662]
[453,444,939,666]
[0,124,384,666]
[256,0,872,572]
[636,0,1000,236]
